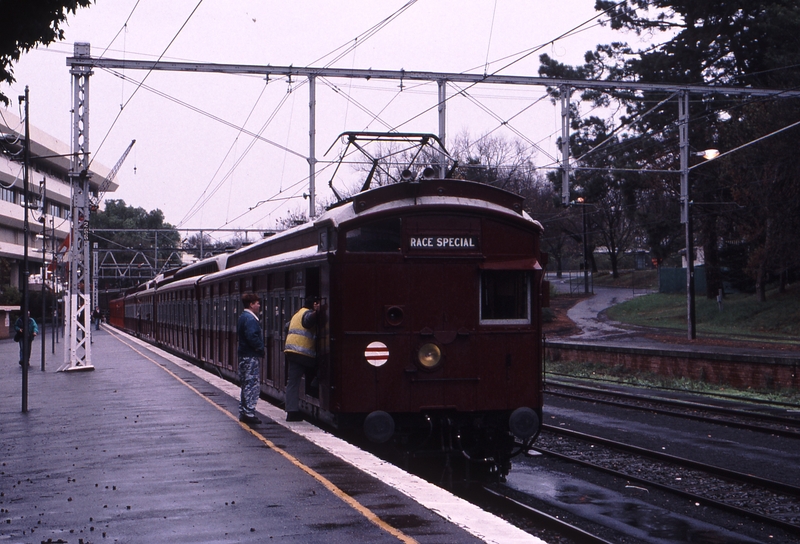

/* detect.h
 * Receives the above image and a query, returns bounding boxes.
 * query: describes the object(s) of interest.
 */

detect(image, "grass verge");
[606,283,800,342]
[545,359,800,405]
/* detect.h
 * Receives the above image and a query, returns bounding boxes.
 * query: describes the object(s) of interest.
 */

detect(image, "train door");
[284,290,303,394]
[230,293,240,372]
[220,295,229,369]
[213,295,221,366]
[178,292,186,353]
[191,293,199,358]
[268,291,285,390]
[258,291,269,383]
[201,295,210,363]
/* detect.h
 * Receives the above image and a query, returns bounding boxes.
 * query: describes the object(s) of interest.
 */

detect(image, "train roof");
[172,253,230,281]
[156,275,202,291]
[227,178,542,265]
[199,245,322,284]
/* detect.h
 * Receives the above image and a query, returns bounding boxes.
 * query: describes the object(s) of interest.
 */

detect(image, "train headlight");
[417,343,441,369]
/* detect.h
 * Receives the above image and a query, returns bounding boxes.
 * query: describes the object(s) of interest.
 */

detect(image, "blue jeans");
[18,339,33,365]
[238,356,261,418]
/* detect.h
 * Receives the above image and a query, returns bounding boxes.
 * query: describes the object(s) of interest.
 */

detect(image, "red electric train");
[110,144,548,479]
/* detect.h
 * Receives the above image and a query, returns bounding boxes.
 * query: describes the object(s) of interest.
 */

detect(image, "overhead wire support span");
[67,57,800,98]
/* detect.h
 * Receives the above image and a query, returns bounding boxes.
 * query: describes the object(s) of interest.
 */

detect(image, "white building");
[0,109,118,291]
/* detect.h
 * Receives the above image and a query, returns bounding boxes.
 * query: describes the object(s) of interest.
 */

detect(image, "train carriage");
[111,169,547,478]
[152,275,201,357]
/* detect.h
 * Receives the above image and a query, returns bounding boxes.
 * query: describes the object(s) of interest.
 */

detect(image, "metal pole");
[41,177,46,371]
[21,86,30,411]
[437,79,447,178]
[52,218,56,354]
[560,85,571,206]
[582,203,589,294]
[63,42,94,371]
[678,91,696,339]
[308,75,316,218]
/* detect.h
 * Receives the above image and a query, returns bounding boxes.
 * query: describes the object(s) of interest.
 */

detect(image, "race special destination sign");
[408,234,480,252]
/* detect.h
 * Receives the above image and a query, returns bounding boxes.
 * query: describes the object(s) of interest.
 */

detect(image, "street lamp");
[681,122,721,340]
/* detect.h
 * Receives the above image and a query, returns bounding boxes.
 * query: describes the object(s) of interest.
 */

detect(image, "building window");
[0,187,14,203]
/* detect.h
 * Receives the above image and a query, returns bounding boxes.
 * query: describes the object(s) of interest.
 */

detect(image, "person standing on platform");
[15,311,38,367]
[92,307,102,330]
[284,297,320,422]
[237,292,264,425]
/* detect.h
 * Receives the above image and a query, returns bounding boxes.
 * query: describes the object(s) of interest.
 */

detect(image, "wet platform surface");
[1,327,542,543]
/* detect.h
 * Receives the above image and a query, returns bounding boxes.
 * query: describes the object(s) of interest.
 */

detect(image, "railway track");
[474,484,617,544]
[546,380,800,438]
[532,425,800,534]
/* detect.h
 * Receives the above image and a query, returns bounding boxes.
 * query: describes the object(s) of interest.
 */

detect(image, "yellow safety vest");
[284,308,316,358]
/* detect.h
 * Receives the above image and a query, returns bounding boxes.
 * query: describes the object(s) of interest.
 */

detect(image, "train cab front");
[347,319,543,480]
[331,177,545,480]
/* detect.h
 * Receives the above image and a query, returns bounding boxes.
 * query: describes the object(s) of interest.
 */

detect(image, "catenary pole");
[62,42,94,372]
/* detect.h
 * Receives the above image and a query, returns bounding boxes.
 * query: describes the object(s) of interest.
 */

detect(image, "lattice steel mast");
[61,42,93,372]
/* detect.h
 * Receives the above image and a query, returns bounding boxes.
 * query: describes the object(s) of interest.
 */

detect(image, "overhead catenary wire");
[79,0,627,236]
[192,2,424,231]
[68,0,800,241]
[177,79,292,227]
[206,0,621,229]
[87,0,206,172]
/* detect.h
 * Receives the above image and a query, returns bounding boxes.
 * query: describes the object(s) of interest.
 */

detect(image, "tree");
[539,0,800,297]
[719,101,800,300]
[0,1,94,106]
[91,199,181,290]
[526,182,574,278]
[182,231,246,260]
[449,131,538,193]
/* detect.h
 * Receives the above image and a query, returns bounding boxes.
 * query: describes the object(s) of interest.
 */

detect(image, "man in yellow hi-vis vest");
[284,297,320,422]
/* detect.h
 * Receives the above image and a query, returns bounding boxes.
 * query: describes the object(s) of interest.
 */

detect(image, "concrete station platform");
[1,326,543,544]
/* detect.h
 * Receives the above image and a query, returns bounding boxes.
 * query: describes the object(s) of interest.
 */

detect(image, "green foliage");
[91,199,181,288]
[0,1,94,106]
[539,0,800,296]
[606,285,800,341]
[0,284,21,305]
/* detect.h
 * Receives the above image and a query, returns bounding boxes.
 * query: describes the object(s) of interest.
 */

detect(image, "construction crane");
[51,138,137,273]
[89,139,135,211]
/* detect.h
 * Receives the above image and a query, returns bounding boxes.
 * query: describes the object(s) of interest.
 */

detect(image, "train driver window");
[480,270,530,325]
[346,217,401,252]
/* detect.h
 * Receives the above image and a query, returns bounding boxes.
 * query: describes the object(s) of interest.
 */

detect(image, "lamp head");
[696,149,720,160]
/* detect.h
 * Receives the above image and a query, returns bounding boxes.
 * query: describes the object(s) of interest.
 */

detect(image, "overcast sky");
[1,1,639,241]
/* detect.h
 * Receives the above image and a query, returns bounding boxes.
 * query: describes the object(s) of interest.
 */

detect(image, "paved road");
[565,287,644,339]
[547,273,650,340]
[545,274,800,358]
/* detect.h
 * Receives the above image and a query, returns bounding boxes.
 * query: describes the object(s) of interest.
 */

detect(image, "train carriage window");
[480,270,530,325]
[346,217,401,252]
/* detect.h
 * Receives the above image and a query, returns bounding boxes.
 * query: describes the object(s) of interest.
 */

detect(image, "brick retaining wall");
[545,341,800,391]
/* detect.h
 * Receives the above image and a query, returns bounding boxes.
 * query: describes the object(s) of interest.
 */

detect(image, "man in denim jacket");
[237,292,264,424]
